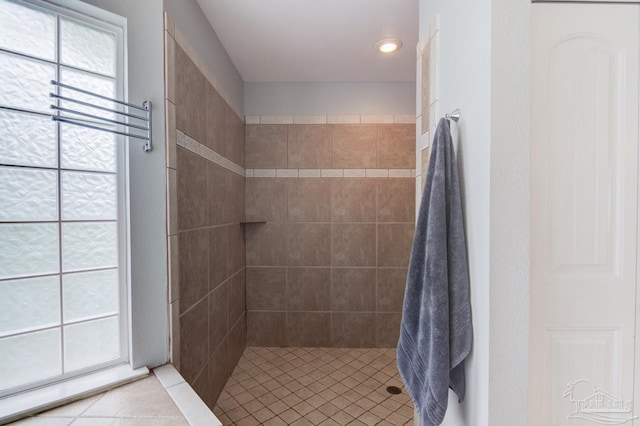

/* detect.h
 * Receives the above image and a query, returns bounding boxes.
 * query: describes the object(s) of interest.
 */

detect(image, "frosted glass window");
[61,17,116,77]
[62,172,117,221]
[0,1,126,394]
[64,317,119,372]
[62,222,118,272]
[60,68,116,120]
[0,52,56,113]
[63,269,119,323]
[0,224,59,280]
[0,276,60,336]
[0,329,62,391]
[60,123,117,172]
[0,110,57,168]
[0,167,58,222]
[0,0,56,61]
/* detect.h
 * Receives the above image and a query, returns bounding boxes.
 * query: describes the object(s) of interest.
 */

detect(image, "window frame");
[0,0,132,400]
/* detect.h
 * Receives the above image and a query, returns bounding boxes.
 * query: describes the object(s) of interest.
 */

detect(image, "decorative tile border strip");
[176,130,245,177]
[245,114,415,125]
[245,168,416,178]
[176,130,417,179]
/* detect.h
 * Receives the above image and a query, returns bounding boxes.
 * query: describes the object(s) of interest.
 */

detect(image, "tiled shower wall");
[164,13,246,409]
[244,120,416,348]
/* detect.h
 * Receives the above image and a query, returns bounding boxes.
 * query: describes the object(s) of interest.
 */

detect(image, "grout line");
[248,114,416,125]
[77,392,106,417]
[330,124,334,169]
[245,265,406,270]
[245,309,401,314]
[375,124,380,169]
[245,169,416,178]
[284,175,290,346]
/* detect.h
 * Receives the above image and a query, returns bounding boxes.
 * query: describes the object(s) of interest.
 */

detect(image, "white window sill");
[0,364,149,424]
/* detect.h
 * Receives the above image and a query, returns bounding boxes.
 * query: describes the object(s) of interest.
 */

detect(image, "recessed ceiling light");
[376,38,402,53]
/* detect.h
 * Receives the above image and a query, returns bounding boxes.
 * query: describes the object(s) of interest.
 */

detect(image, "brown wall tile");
[332,223,376,267]
[245,125,287,169]
[227,313,246,368]
[246,267,286,311]
[208,163,229,226]
[287,312,331,347]
[332,179,376,222]
[179,229,209,312]
[246,223,286,266]
[332,125,377,168]
[171,38,248,404]
[287,268,331,311]
[377,124,415,168]
[209,226,229,289]
[227,109,245,167]
[166,103,177,169]
[191,368,210,408]
[165,33,175,103]
[178,147,208,231]
[239,122,246,169]
[208,338,229,405]
[171,305,180,370]
[288,179,332,222]
[421,48,430,134]
[377,178,415,222]
[247,311,286,347]
[228,270,246,328]
[175,45,206,142]
[287,223,331,266]
[287,124,331,169]
[227,173,245,223]
[331,313,376,348]
[179,297,208,383]
[245,178,286,222]
[167,168,178,235]
[376,268,407,312]
[421,147,430,181]
[239,122,418,349]
[377,224,415,267]
[208,282,228,353]
[376,313,402,348]
[331,268,376,312]
[205,82,227,155]
[227,224,245,276]
[168,234,179,302]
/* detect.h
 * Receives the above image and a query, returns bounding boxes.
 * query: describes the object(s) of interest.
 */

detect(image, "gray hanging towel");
[397,118,472,426]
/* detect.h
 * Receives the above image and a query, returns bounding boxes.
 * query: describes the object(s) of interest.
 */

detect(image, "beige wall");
[165,15,246,408]
[81,0,168,370]
[416,0,531,424]
[244,122,415,348]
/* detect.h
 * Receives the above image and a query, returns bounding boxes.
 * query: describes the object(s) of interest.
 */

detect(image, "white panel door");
[530,4,639,425]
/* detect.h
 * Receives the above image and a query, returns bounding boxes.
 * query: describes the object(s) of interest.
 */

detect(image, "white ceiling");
[195,0,418,83]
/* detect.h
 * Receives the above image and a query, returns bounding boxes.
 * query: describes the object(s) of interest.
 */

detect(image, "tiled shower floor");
[214,347,414,426]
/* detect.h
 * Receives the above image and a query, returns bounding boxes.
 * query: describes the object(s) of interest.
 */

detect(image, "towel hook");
[445,109,461,123]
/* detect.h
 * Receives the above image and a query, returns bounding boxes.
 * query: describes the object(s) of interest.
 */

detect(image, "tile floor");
[9,376,189,426]
[214,347,414,426]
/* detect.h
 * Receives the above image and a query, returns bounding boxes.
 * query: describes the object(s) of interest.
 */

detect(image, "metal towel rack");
[445,109,461,123]
[49,80,152,152]
[0,82,153,152]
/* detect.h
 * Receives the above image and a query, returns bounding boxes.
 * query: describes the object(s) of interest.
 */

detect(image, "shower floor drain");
[386,385,402,395]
